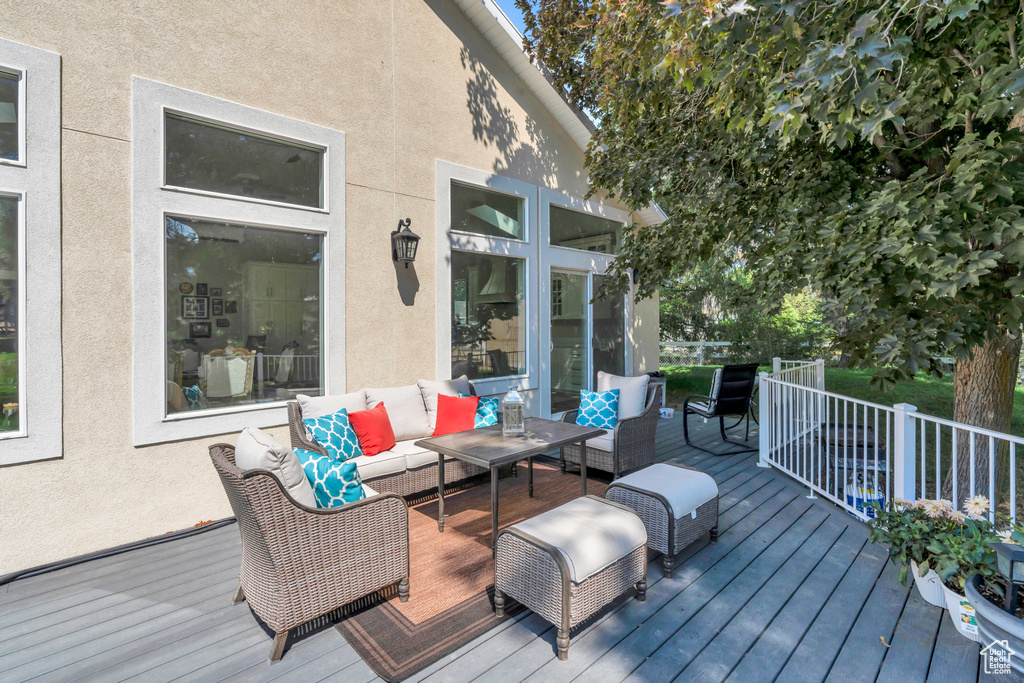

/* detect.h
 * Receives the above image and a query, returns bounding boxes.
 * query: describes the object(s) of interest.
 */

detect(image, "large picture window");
[165,216,323,415]
[0,195,18,433]
[164,113,325,209]
[133,77,345,445]
[450,251,526,379]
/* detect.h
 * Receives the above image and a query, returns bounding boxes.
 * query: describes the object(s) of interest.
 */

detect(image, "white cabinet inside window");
[244,262,320,353]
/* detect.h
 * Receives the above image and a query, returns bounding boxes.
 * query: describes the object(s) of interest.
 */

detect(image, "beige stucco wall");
[0,0,657,574]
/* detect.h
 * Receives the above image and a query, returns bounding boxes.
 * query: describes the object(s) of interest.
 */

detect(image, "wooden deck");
[0,416,985,682]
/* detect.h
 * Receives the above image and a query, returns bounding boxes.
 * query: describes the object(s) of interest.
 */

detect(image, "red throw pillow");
[434,394,479,436]
[348,402,397,456]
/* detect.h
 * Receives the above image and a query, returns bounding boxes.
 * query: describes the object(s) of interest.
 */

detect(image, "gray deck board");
[0,414,978,682]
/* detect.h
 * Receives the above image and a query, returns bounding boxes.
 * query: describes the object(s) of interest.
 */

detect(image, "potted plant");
[966,515,1024,674]
[869,498,950,607]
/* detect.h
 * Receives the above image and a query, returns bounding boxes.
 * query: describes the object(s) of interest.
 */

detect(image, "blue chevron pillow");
[576,389,619,430]
[294,448,366,508]
[460,393,499,428]
[302,408,363,461]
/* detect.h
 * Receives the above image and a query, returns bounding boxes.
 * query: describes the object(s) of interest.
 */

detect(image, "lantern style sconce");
[391,218,420,268]
[502,386,525,436]
[991,541,1024,613]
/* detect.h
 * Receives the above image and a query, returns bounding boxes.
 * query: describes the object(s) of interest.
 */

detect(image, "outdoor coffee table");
[415,417,606,550]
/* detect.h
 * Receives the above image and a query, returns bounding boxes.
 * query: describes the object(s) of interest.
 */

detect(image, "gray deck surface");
[0,416,984,682]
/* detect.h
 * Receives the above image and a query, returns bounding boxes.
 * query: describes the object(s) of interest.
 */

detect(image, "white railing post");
[814,359,825,391]
[772,357,781,374]
[893,403,918,501]
[758,372,772,468]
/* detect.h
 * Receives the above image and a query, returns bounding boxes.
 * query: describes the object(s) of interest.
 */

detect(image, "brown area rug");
[336,462,607,682]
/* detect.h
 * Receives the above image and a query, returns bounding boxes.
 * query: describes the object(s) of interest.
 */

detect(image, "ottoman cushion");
[616,463,718,518]
[511,497,646,583]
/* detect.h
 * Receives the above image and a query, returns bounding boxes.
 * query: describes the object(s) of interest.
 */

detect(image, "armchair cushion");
[418,376,472,430]
[576,389,619,430]
[294,448,366,508]
[366,384,432,441]
[302,408,363,461]
[597,372,650,420]
[235,427,316,508]
[297,390,368,420]
[586,432,615,452]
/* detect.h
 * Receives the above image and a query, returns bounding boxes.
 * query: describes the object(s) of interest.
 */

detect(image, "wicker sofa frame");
[493,495,647,661]
[286,400,488,498]
[605,463,719,578]
[560,384,662,479]
[210,444,410,661]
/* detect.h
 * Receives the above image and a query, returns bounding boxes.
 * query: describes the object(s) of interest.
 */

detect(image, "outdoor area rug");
[336,461,608,682]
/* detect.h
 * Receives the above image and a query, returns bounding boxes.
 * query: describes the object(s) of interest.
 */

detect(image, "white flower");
[947,510,967,524]
[923,500,947,519]
[998,529,1015,543]
[964,495,991,520]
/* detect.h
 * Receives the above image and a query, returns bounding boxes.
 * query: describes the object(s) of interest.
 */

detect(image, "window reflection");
[0,72,19,161]
[451,182,524,240]
[450,251,525,379]
[0,196,18,432]
[549,205,623,254]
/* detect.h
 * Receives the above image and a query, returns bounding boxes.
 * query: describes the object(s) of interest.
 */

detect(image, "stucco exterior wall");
[0,0,657,573]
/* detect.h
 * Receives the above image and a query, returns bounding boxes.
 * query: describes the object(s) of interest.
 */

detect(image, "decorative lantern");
[502,386,525,436]
[990,541,1024,613]
[391,218,420,268]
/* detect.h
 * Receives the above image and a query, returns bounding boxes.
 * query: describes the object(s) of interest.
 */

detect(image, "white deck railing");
[759,359,1023,522]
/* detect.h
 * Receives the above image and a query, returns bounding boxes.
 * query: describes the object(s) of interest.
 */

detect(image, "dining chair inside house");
[204,347,256,401]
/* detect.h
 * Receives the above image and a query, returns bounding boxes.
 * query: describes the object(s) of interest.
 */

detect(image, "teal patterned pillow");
[460,393,499,428]
[302,409,363,461]
[294,448,366,508]
[576,389,619,430]
[182,385,209,411]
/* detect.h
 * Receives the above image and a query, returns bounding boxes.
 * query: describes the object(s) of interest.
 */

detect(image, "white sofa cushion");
[297,390,367,420]
[234,427,316,508]
[511,497,647,583]
[597,372,650,420]
[614,463,719,519]
[362,484,378,497]
[351,450,408,480]
[390,440,437,470]
[366,384,432,442]
[418,376,472,431]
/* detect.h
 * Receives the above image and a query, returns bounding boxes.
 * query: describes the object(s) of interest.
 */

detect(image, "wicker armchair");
[560,384,662,479]
[209,444,410,662]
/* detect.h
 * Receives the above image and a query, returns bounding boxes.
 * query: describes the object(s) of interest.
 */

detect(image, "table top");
[415,417,607,468]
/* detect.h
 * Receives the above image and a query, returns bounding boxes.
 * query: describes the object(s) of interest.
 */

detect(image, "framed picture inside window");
[196,283,208,296]
[189,321,211,338]
[225,300,237,314]
[216,318,230,328]
[181,296,209,319]
[211,299,223,316]
[210,287,222,297]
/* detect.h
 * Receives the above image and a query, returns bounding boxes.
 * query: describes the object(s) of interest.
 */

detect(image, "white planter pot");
[941,581,982,642]
[910,561,946,608]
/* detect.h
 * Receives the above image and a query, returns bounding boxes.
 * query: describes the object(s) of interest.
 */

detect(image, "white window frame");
[0,39,61,466]
[539,188,633,416]
[436,161,538,397]
[132,77,346,446]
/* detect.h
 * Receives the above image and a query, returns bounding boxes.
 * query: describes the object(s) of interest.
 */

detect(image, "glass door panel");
[592,274,625,386]
[550,271,587,413]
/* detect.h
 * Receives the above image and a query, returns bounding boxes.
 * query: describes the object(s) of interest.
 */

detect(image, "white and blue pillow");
[183,385,209,411]
[302,408,363,461]
[294,448,366,508]
[460,393,500,428]
[576,389,619,430]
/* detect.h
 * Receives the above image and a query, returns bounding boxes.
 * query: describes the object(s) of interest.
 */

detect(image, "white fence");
[660,341,732,366]
[759,359,1024,522]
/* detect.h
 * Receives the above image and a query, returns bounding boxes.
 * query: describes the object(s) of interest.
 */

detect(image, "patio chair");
[682,363,759,455]
[209,444,410,661]
[559,383,662,479]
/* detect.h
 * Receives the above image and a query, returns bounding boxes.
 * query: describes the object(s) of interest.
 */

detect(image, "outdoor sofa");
[287,376,488,497]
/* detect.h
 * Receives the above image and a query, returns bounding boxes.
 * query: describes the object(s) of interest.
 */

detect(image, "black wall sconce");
[392,218,420,268]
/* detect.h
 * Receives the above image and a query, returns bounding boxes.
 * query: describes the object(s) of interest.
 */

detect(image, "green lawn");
[662,365,1024,437]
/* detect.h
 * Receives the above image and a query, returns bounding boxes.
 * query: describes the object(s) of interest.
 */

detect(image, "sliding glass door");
[592,274,626,386]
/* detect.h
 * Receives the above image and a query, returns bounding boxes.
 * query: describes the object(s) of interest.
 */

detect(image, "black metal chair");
[682,363,760,455]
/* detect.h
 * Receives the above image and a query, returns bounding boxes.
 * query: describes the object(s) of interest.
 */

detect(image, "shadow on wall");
[460,46,563,185]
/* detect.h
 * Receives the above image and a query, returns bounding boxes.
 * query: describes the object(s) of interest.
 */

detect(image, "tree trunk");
[834,317,852,368]
[945,328,1022,510]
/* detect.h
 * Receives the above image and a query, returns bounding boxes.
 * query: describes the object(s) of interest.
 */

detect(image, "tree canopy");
[518,0,1024,382]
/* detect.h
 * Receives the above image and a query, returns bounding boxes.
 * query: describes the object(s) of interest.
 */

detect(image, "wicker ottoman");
[605,463,719,578]
[494,495,648,661]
